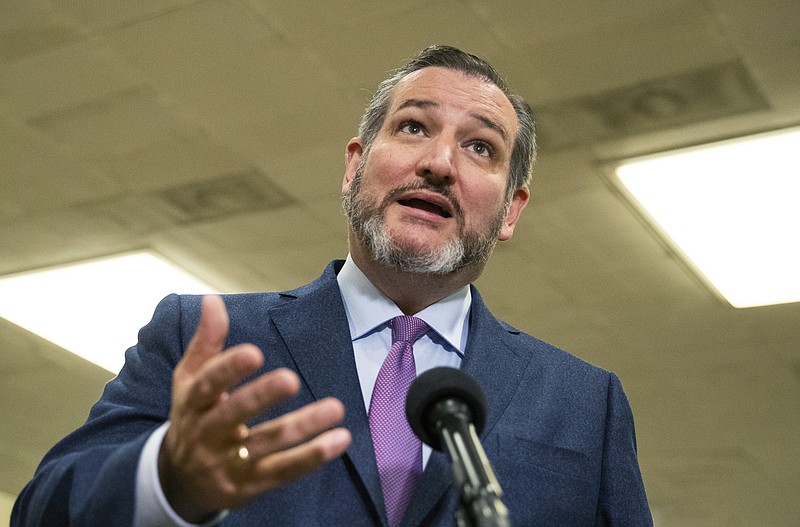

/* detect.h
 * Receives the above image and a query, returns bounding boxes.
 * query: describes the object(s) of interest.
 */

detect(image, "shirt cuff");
[134,422,229,527]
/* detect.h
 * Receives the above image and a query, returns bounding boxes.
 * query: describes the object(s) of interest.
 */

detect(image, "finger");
[245,397,346,459]
[208,368,301,431]
[246,427,352,493]
[180,295,230,376]
[183,343,265,411]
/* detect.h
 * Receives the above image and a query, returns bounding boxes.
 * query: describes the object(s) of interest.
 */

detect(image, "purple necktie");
[369,315,429,527]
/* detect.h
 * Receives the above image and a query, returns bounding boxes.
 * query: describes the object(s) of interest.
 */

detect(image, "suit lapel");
[266,267,532,527]
[268,264,386,524]
[461,288,532,443]
[402,287,533,526]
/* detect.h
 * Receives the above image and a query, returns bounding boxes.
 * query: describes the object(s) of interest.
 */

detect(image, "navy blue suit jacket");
[13,261,652,526]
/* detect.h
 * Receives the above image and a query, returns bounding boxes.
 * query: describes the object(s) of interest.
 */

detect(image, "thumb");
[180,295,230,375]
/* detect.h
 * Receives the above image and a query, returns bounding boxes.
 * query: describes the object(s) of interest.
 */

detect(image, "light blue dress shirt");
[337,256,469,467]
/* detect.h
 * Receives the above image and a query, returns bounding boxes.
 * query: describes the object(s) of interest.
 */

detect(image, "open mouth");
[398,198,452,218]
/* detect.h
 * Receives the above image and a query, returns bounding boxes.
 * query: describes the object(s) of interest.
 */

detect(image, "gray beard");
[342,165,506,275]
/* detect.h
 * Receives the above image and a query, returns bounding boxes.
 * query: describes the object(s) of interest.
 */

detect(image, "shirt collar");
[337,255,471,355]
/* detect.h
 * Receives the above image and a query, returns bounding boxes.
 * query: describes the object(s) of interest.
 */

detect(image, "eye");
[467,140,494,158]
[399,121,425,135]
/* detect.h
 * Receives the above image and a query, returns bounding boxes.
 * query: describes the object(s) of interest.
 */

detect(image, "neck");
[348,233,484,315]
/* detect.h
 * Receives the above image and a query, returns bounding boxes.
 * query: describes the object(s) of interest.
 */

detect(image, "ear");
[342,137,364,195]
[498,187,530,241]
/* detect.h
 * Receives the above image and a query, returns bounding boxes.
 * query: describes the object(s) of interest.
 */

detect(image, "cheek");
[369,143,418,178]
[461,182,507,223]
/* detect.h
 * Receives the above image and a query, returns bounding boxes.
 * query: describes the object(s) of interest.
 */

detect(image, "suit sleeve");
[11,294,196,527]
[595,373,653,526]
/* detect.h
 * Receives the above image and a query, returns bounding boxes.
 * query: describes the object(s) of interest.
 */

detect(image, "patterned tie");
[369,315,429,527]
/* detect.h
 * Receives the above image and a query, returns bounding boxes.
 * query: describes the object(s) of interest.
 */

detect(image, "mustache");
[380,181,464,222]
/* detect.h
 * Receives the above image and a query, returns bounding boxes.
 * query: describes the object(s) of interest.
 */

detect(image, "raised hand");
[158,295,352,522]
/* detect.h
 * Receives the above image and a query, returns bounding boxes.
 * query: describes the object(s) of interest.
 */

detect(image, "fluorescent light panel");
[614,126,800,308]
[0,251,218,373]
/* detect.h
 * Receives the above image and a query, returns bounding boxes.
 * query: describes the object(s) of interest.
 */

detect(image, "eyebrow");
[395,98,509,142]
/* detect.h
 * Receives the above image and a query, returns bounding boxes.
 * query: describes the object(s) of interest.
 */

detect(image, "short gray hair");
[357,45,537,195]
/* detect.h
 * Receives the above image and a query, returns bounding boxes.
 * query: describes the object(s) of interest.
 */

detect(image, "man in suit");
[12,46,652,526]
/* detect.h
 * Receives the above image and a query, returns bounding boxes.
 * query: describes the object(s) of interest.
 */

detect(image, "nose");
[416,136,457,184]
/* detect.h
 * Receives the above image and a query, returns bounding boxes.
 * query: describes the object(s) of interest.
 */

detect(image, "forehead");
[387,67,518,139]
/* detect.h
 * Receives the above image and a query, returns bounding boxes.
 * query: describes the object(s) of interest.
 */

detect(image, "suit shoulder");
[161,291,288,313]
[498,320,612,381]
[169,260,341,315]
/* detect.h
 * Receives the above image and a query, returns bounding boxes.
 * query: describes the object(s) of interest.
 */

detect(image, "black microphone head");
[405,367,487,450]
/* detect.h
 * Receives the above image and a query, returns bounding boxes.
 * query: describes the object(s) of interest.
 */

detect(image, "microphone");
[406,367,510,527]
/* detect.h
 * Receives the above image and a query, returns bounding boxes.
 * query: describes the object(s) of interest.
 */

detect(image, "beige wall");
[0,491,14,527]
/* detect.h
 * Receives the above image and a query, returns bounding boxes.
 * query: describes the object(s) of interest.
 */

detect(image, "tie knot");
[390,316,429,345]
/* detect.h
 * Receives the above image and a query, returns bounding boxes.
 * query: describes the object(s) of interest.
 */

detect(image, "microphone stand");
[435,400,511,527]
